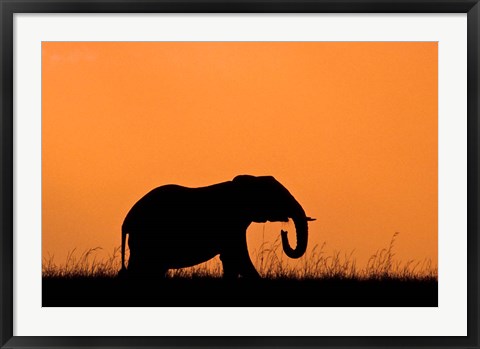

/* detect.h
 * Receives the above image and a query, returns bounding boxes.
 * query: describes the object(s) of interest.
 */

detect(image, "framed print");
[1,0,479,348]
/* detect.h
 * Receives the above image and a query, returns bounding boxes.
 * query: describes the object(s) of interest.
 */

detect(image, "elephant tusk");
[306,217,316,221]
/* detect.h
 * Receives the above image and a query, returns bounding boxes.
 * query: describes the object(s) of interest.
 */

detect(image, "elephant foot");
[117,267,129,280]
[222,268,261,280]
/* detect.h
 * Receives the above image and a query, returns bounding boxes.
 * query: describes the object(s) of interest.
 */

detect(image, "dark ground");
[42,276,437,307]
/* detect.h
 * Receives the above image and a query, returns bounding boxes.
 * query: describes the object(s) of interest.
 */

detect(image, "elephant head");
[232,175,315,259]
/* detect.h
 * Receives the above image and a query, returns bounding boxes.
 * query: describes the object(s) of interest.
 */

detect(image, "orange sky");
[42,42,438,270]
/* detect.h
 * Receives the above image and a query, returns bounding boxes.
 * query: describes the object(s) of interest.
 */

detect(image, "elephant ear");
[232,175,257,199]
[233,175,277,185]
[232,175,261,219]
[232,174,256,183]
[232,175,282,223]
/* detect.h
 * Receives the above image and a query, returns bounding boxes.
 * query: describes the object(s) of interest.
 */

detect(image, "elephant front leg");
[220,254,241,279]
[220,236,260,279]
[239,256,261,279]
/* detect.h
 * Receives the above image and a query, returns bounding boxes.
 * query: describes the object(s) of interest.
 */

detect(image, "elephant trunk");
[281,202,310,259]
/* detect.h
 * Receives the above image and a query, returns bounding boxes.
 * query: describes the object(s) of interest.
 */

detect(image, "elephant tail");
[121,226,128,272]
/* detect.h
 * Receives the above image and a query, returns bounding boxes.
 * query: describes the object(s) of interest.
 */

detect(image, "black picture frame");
[1,0,479,348]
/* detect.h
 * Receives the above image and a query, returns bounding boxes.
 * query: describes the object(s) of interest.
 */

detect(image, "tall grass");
[43,247,121,278]
[252,232,437,280]
[42,233,437,281]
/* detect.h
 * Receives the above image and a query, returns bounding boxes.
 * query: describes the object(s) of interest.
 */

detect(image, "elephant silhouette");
[120,175,315,279]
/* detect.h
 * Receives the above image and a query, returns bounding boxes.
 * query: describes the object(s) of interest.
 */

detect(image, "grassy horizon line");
[42,233,438,280]
[42,232,437,281]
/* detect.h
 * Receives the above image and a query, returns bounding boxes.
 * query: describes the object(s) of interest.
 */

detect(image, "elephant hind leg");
[127,253,167,281]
